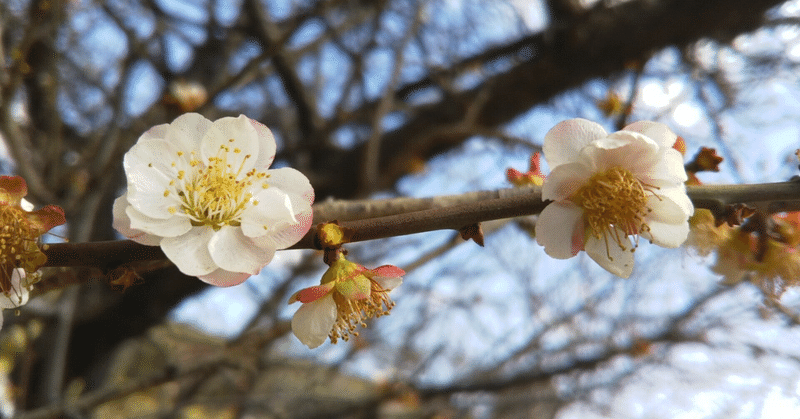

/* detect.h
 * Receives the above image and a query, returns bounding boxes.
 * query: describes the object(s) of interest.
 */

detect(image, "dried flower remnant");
[289,255,404,349]
[113,113,314,286]
[0,176,65,328]
[536,119,693,278]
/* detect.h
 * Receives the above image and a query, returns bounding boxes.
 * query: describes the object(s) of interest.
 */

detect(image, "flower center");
[0,206,43,296]
[570,166,657,257]
[167,140,269,230]
[329,279,395,344]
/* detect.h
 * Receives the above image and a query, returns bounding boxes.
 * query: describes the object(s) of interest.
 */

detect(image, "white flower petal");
[542,162,593,202]
[248,117,277,169]
[112,194,162,245]
[164,113,212,152]
[266,167,315,206]
[584,132,659,173]
[20,198,33,211]
[623,121,678,149]
[200,115,259,176]
[161,227,218,276]
[138,122,170,143]
[197,269,251,287]
[641,195,691,248]
[126,206,191,238]
[0,269,28,309]
[543,118,607,169]
[584,231,634,278]
[208,226,274,275]
[641,148,688,185]
[240,188,297,238]
[536,202,585,259]
[374,275,403,291]
[123,139,182,176]
[653,186,694,218]
[125,164,182,219]
[292,295,337,349]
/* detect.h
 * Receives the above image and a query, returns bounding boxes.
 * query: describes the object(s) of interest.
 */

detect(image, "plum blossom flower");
[113,113,314,287]
[0,269,28,330]
[712,212,800,295]
[536,119,693,278]
[507,152,546,187]
[0,176,64,329]
[289,256,404,349]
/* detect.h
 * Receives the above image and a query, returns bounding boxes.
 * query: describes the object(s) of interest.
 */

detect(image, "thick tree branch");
[42,181,800,270]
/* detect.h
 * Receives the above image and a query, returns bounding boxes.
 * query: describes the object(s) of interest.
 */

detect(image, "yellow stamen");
[329,279,395,344]
[0,205,44,297]
[168,144,269,230]
[570,166,659,259]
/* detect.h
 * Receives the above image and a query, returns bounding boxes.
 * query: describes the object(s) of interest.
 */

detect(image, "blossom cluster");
[0,176,65,329]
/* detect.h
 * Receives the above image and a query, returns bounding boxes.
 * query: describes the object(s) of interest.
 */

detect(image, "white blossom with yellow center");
[536,119,693,278]
[113,113,314,286]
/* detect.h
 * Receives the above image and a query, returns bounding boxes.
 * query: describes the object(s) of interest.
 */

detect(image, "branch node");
[459,223,485,247]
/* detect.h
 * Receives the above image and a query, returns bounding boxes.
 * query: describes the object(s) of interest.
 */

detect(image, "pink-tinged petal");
[266,168,315,206]
[289,282,336,304]
[536,202,585,259]
[163,113,212,152]
[248,117,277,169]
[27,205,65,233]
[208,226,274,275]
[543,118,607,169]
[269,206,313,249]
[112,195,162,245]
[291,294,337,349]
[197,269,251,287]
[541,162,593,202]
[370,265,405,278]
[584,231,634,278]
[240,188,297,238]
[161,227,217,276]
[623,121,677,149]
[200,115,259,175]
[335,275,371,300]
[0,269,28,309]
[125,164,182,219]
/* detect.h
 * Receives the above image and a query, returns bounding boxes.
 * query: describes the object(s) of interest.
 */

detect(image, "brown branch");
[42,181,800,270]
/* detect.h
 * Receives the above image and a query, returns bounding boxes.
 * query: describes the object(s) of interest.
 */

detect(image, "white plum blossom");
[0,269,28,331]
[113,113,314,286]
[536,118,693,278]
